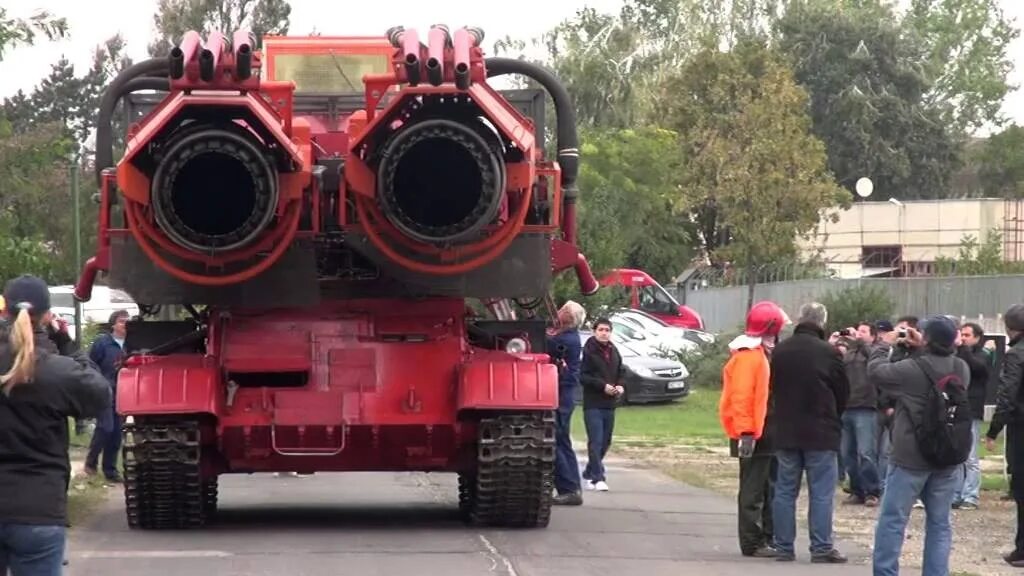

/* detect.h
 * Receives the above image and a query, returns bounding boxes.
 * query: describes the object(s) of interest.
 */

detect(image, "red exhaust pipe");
[169,30,201,79]
[74,257,101,302]
[452,27,482,90]
[574,253,599,296]
[199,31,225,81]
[426,25,449,86]
[233,29,255,80]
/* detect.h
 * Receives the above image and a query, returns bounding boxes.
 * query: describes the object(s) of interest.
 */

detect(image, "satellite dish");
[856,177,874,198]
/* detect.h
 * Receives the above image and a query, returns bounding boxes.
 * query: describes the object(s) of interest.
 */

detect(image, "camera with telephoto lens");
[897,327,908,339]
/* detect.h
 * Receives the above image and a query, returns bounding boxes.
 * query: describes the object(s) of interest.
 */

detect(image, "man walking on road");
[868,315,970,575]
[769,302,849,563]
[579,318,625,491]
[719,301,789,558]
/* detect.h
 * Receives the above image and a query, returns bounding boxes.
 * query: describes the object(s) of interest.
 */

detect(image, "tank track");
[122,418,215,529]
[459,411,555,528]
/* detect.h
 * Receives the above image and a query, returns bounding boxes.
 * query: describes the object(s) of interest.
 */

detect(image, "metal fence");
[672,275,1024,334]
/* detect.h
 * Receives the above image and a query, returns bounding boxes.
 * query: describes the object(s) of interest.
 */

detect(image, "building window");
[901,261,934,277]
[862,245,903,270]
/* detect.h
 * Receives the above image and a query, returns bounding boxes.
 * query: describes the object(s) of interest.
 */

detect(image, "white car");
[607,315,699,358]
[612,309,712,352]
[48,285,140,341]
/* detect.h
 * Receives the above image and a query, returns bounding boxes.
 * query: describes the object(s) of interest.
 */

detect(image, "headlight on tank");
[505,337,528,354]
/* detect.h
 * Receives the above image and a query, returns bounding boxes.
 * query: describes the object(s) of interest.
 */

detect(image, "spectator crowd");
[717,298,1024,574]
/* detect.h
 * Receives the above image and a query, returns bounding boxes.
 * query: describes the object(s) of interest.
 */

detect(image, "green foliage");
[934,228,1024,275]
[148,0,292,57]
[657,41,849,307]
[818,284,896,332]
[78,321,105,350]
[672,330,740,390]
[773,1,961,200]
[0,7,67,61]
[975,124,1024,197]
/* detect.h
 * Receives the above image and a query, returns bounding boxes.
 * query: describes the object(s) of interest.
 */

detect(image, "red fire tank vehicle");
[74,26,598,530]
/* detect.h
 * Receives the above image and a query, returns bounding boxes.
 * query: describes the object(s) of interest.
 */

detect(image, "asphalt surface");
[64,454,873,575]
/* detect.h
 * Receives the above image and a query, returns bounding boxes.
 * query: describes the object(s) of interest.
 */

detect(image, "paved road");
[65,454,872,575]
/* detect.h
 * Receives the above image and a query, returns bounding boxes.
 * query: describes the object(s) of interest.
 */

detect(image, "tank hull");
[117,298,558,529]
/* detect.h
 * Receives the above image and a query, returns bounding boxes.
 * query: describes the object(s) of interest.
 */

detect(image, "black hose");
[94,58,169,187]
[483,57,579,203]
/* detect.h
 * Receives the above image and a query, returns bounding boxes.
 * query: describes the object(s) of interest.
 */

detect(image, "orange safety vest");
[718,345,770,440]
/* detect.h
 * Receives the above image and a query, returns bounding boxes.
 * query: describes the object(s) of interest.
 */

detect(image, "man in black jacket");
[953,322,990,510]
[985,304,1024,566]
[579,318,625,491]
[769,302,849,563]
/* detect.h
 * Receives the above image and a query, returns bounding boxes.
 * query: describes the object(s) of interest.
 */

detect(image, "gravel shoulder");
[612,441,1017,576]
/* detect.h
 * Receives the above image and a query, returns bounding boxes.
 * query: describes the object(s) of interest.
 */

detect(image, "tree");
[148,0,292,57]
[975,124,1024,198]
[657,41,849,310]
[933,228,1024,275]
[773,0,961,200]
[904,0,1019,135]
[819,284,896,333]
[0,7,67,60]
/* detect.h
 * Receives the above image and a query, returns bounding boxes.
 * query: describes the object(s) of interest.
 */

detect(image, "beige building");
[800,198,1024,279]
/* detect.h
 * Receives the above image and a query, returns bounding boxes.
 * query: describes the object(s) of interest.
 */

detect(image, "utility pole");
[71,155,82,347]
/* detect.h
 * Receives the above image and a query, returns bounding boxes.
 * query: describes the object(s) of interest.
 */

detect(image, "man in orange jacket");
[720,300,789,558]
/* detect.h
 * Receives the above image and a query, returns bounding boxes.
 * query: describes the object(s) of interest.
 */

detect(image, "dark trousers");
[738,454,776,554]
[582,408,615,482]
[0,523,65,576]
[85,401,122,479]
[554,386,582,495]
[1009,424,1024,552]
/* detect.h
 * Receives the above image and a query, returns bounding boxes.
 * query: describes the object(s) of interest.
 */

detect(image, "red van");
[599,268,704,330]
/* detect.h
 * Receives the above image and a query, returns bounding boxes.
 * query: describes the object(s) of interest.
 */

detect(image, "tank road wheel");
[122,418,213,529]
[461,411,555,528]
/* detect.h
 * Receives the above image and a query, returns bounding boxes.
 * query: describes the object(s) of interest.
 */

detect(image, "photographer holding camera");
[0,274,110,575]
[830,323,883,507]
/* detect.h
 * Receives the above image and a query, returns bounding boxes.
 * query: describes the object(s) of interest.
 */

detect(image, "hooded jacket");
[868,341,970,470]
[719,334,771,442]
[0,321,110,525]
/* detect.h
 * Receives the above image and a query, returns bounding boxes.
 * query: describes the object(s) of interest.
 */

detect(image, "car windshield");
[618,311,668,331]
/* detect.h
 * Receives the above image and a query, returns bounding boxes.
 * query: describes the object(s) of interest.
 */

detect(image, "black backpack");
[910,357,973,468]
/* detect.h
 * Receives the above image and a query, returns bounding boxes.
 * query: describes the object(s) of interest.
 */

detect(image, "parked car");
[48,284,140,341]
[577,331,690,404]
[609,310,700,357]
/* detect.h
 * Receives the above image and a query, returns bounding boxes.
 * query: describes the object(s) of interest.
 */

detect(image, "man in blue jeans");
[84,310,129,482]
[867,315,968,576]
[579,318,625,491]
[547,301,586,506]
[767,302,849,563]
[833,322,881,507]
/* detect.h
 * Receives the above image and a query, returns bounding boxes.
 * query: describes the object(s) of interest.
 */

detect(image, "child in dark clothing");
[580,318,626,491]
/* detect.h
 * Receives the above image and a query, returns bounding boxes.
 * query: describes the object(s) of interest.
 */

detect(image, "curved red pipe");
[124,200,301,286]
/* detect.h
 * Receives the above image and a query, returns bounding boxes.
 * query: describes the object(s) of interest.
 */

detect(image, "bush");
[672,330,740,390]
[818,284,895,332]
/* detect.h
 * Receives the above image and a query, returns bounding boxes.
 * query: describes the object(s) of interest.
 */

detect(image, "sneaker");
[553,491,583,506]
[842,494,864,505]
[593,480,609,491]
[864,495,880,507]
[1004,550,1024,567]
[584,480,597,491]
[913,499,924,509]
[775,552,795,562]
[811,549,848,564]
[958,501,979,510]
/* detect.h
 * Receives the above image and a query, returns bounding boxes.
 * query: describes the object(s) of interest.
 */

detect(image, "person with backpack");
[984,303,1024,566]
[867,315,971,576]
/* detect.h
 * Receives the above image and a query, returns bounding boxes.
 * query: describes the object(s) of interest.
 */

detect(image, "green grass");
[569,388,725,445]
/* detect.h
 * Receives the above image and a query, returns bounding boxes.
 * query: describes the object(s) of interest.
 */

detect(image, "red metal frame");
[80,29,582,475]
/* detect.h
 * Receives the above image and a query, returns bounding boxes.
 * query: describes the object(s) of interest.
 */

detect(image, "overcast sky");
[2,0,1024,135]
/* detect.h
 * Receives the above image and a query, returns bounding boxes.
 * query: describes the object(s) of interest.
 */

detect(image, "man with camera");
[830,322,882,507]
